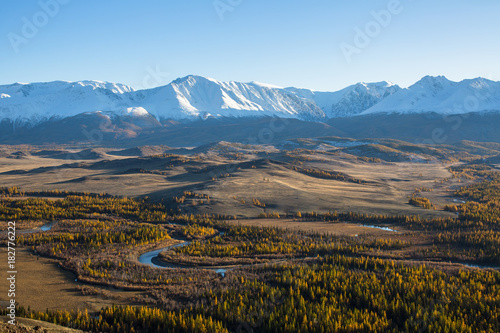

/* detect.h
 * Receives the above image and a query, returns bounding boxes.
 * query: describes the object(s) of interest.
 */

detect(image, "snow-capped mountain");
[1,75,499,130]
[0,80,136,127]
[362,76,500,115]
[286,81,400,117]
[0,75,400,126]
[134,75,326,121]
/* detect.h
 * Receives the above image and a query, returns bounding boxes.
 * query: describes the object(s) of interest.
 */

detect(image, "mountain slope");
[286,81,400,117]
[135,75,326,121]
[362,76,500,115]
[1,74,500,144]
[0,81,136,127]
[0,76,401,126]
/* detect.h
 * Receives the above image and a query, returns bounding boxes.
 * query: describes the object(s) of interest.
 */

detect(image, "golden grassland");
[0,143,499,331]
[0,149,463,219]
[0,248,144,313]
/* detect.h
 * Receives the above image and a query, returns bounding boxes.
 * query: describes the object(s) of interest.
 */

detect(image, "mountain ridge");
[361,76,500,115]
[1,75,499,132]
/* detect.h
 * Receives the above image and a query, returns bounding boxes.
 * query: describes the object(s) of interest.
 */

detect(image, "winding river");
[1,221,55,234]
[39,222,55,231]
[462,262,500,270]
[13,221,496,274]
[137,224,500,274]
[138,238,228,276]
[360,224,398,232]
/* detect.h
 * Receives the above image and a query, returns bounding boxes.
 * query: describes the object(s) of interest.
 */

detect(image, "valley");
[3,1,498,331]
[1,137,500,331]
[0,138,478,218]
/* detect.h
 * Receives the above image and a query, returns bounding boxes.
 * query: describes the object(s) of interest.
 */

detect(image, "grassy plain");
[0,139,499,331]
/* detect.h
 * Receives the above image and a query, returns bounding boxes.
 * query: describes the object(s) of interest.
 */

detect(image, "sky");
[1,0,499,91]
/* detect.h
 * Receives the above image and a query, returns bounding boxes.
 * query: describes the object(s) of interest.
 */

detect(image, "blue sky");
[1,0,499,91]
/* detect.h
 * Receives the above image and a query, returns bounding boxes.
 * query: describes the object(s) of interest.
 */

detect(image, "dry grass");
[0,316,83,332]
[228,219,405,236]
[0,147,459,219]
[0,248,144,312]
[198,158,457,218]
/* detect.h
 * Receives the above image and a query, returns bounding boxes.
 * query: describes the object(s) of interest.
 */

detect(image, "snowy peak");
[286,80,401,117]
[462,77,498,92]
[350,81,400,98]
[0,80,137,125]
[139,75,326,121]
[409,75,454,96]
[69,80,135,94]
[171,75,220,86]
[356,80,397,89]
[329,81,401,117]
[414,75,451,86]
[362,76,500,115]
[2,80,134,97]
[1,75,500,128]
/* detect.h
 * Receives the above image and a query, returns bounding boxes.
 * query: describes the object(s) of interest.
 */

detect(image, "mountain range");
[1,75,500,145]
